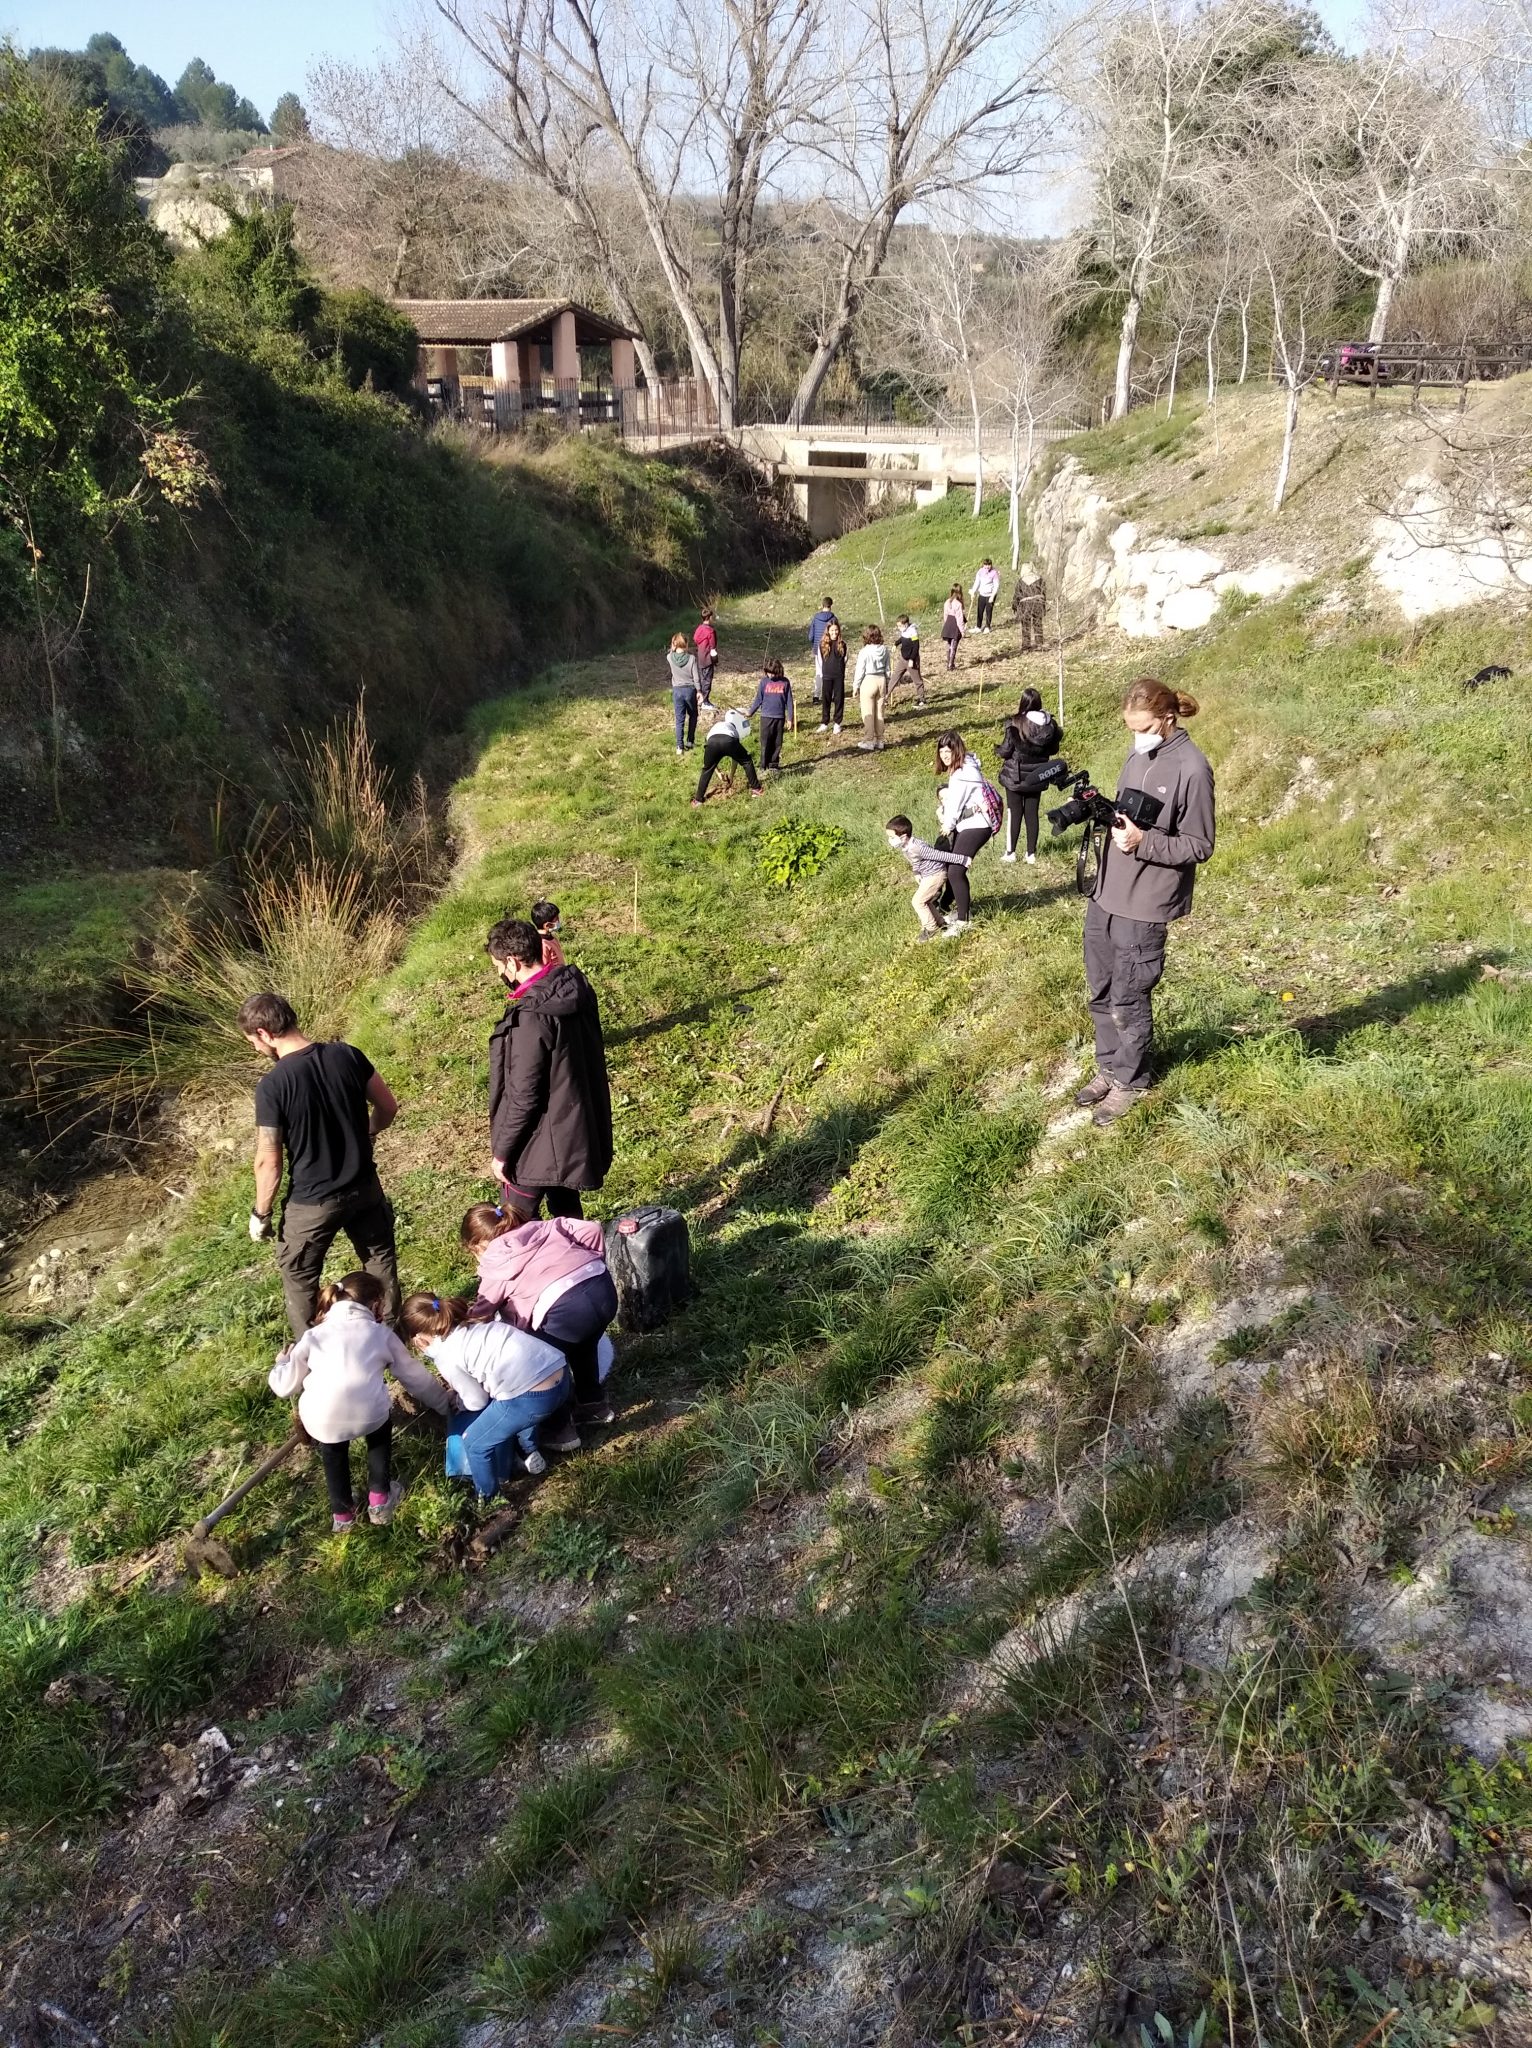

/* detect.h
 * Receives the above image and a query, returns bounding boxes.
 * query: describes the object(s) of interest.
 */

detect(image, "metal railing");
[423,375,628,432]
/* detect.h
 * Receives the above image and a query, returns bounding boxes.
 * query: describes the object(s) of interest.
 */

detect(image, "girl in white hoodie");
[399,1293,572,1501]
[269,1272,455,1531]
[932,729,996,934]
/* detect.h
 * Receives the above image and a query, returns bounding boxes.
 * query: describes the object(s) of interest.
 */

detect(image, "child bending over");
[269,1271,455,1531]
[399,1293,571,1500]
[884,814,973,942]
[461,1202,620,1428]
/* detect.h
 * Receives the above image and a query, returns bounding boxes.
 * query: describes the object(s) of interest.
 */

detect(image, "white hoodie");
[269,1299,454,1442]
[938,752,991,835]
[424,1321,568,1414]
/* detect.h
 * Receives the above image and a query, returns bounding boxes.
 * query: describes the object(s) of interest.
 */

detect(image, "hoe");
[182,1427,307,1578]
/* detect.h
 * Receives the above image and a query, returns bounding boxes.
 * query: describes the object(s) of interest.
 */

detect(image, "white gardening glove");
[249,1210,273,1243]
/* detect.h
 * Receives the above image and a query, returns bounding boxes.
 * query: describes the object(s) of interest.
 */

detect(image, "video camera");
[1046,770,1164,896]
[1047,771,1163,838]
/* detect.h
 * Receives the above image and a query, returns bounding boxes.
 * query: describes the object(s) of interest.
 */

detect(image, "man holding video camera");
[1076,678,1215,1128]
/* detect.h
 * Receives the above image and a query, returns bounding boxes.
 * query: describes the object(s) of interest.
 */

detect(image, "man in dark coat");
[485,918,613,1218]
[1012,562,1046,651]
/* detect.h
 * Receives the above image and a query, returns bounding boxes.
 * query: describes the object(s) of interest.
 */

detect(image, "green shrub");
[756,816,847,890]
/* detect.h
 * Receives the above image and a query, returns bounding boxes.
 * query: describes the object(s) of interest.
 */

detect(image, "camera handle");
[1076,820,1105,898]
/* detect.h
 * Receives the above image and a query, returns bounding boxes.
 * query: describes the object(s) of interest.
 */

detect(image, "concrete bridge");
[736,422,1087,539]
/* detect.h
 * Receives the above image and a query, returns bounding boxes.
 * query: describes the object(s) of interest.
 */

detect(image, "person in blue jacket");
[807,596,837,705]
[748,658,796,772]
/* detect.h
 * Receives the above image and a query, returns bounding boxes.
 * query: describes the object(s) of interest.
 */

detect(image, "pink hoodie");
[474,1216,608,1329]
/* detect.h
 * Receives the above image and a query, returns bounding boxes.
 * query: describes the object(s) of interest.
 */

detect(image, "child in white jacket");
[399,1292,573,1501]
[269,1271,455,1531]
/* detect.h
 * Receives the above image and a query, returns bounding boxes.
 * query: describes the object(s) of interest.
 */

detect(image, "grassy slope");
[4,410,1532,2044]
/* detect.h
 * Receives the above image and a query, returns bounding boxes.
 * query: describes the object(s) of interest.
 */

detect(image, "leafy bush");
[757,816,847,890]
[316,288,418,398]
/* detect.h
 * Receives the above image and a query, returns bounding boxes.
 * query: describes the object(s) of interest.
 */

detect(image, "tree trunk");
[1272,380,1299,512]
[1165,329,1182,417]
[1008,416,1021,569]
[389,231,411,296]
[1112,288,1143,422]
[1206,320,1218,403]
[966,363,984,517]
[1238,291,1251,383]
[1368,176,1416,348]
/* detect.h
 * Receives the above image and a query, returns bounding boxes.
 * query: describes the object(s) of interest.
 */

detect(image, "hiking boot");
[576,1399,616,1428]
[1074,1074,1113,1109]
[544,1419,582,1453]
[522,1448,549,1477]
[1092,1085,1146,1128]
[368,1481,404,1526]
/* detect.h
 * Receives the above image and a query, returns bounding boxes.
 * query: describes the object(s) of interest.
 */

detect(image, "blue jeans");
[448,1368,571,1499]
[673,687,698,749]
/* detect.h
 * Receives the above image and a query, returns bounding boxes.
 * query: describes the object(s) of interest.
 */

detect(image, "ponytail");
[312,1271,386,1324]
[1123,677,1199,722]
[460,1200,530,1252]
[399,1292,470,1341]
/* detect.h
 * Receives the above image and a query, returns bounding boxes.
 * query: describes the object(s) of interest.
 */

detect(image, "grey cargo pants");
[1083,900,1167,1094]
[277,1172,399,1337]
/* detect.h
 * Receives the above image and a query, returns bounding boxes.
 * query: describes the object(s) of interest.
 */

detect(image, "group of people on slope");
[676,559,1050,799]
[242,897,623,1529]
[885,676,1216,1131]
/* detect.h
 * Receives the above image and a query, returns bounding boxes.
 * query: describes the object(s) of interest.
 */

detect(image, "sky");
[8,0,1370,127]
[3,0,394,121]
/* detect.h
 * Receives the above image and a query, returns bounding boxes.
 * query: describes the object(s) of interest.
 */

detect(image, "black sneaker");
[576,1400,616,1428]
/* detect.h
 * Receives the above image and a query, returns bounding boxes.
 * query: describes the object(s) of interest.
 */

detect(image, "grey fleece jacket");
[1091,727,1215,924]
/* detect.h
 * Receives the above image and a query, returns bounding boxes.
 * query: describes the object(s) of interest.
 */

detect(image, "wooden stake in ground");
[633,865,640,934]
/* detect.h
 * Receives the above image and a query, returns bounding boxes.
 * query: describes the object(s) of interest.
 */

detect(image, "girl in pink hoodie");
[461,1202,619,1425]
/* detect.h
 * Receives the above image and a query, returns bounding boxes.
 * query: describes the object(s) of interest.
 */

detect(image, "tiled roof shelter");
[391,298,638,394]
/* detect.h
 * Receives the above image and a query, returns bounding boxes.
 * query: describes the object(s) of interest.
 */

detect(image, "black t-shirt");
[255,1041,376,1204]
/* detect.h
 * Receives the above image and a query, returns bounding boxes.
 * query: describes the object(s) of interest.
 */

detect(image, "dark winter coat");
[996,712,1063,792]
[489,964,614,1193]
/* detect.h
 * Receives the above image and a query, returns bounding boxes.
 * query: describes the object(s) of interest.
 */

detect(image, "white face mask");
[1132,727,1163,754]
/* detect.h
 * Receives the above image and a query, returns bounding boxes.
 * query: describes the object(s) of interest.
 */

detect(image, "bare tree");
[871,224,993,512]
[439,0,827,425]
[304,36,472,294]
[1227,158,1336,509]
[1079,0,1325,423]
[789,0,1061,424]
[984,241,1084,566]
[1276,26,1492,347]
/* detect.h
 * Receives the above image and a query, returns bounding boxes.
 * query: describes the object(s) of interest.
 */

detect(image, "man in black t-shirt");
[237,992,402,1336]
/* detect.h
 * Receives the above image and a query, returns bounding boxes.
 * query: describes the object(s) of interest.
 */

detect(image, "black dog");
[1463,665,1513,693]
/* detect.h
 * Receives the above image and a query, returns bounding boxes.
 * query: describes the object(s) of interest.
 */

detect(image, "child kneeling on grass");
[269,1271,456,1532]
[461,1203,620,1430]
[885,815,973,943]
[398,1293,571,1501]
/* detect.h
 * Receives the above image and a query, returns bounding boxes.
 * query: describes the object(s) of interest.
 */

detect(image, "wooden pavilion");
[392,298,639,425]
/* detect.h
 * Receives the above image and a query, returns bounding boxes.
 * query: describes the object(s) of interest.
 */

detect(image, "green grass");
[8,415,1532,2040]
